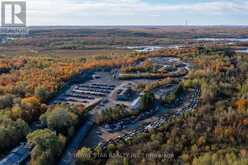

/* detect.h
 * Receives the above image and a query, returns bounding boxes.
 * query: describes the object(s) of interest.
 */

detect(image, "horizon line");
[27,25,248,27]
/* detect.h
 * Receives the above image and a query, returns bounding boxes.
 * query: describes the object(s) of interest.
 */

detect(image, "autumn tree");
[0,116,29,153]
[35,86,50,102]
[27,129,66,165]
[40,107,78,136]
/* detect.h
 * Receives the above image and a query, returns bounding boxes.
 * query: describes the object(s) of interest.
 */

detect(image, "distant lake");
[124,45,182,52]
[195,38,248,42]
[236,48,248,53]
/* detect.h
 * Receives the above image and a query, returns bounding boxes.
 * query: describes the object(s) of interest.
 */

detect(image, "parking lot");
[94,86,201,151]
[71,57,193,148]
[58,56,194,165]
[53,72,121,108]
[0,53,198,165]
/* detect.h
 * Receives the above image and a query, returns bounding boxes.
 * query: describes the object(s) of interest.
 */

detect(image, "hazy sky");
[25,0,248,26]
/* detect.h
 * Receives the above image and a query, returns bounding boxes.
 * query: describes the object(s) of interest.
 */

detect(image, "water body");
[124,45,182,52]
[195,38,248,42]
[236,48,248,53]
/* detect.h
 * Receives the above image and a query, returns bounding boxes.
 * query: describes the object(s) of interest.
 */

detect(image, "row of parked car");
[98,87,201,151]
[75,86,112,94]
[98,112,172,151]
[54,82,116,107]
[72,89,107,97]
[65,93,95,100]
[79,83,115,91]
[175,87,201,115]
[104,108,159,133]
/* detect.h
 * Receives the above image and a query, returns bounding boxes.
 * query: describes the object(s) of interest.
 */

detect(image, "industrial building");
[116,87,132,101]
[0,144,31,165]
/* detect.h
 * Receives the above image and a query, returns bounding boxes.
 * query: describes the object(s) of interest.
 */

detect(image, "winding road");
[0,56,199,165]
[58,57,199,165]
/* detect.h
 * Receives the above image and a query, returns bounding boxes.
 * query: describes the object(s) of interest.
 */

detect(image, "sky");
[23,0,248,26]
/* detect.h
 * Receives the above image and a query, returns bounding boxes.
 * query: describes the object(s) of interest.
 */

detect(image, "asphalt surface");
[0,56,196,165]
[55,57,197,165]
[58,119,94,165]
[96,87,201,151]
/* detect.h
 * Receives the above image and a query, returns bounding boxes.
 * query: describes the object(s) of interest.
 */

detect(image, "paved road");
[0,56,192,165]
[57,86,200,165]
[97,86,201,151]
[58,57,195,164]
[58,118,94,165]
[82,101,167,148]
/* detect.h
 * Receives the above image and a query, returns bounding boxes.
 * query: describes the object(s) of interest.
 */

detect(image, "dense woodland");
[75,48,248,165]
[0,47,192,160]
[0,54,136,156]
[2,26,248,51]
[0,45,248,165]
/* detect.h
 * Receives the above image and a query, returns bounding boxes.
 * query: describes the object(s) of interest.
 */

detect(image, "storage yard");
[53,72,121,108]
[1,56,198,165]
[53,56,188,111]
